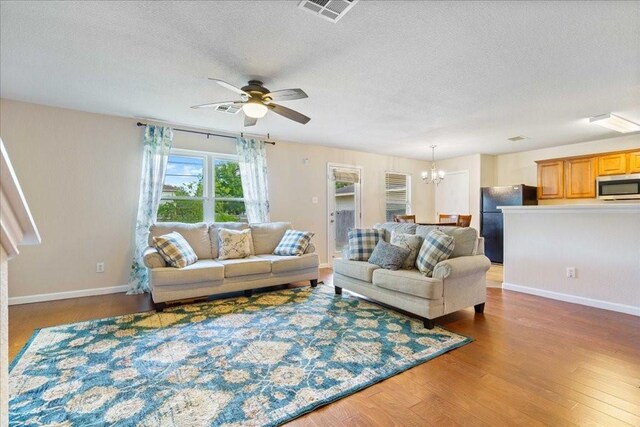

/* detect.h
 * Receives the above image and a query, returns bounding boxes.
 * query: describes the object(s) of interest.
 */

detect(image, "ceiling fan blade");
[244,115,257,127]
[265,88,308,102]
[209,78,250,97]
[267,103,311,124]
[190,101,242,109]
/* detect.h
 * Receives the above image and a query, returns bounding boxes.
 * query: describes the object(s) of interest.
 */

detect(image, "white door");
[435,170,469,218]
[327,164,362,266]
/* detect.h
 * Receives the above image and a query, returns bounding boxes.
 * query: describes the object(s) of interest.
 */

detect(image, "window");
[157,150,246,223]
[385,172,411,221]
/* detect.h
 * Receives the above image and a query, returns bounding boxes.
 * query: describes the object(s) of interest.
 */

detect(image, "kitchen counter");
[499,203,639,316]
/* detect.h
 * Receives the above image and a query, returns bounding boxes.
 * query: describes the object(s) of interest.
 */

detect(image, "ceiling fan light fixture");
[242,100,268,119]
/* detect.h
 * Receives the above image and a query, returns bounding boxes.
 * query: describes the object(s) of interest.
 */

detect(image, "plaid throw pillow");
[273,230,314,256]
[416,229,455,277]
[152,231,198,268]
[348,228,383,261]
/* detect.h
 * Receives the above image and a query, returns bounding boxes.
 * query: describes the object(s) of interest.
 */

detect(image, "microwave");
[597,173,640,200]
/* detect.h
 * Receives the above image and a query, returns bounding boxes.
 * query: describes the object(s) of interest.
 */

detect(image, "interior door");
[327,165,361,265]
[435,170,470,218]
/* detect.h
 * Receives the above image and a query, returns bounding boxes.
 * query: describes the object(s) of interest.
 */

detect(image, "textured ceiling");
[1,1,639,160]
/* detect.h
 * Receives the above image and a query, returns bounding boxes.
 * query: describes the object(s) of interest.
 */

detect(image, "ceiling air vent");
[507,136,527,141]
[298,0,359,23]
[215,104,242,115]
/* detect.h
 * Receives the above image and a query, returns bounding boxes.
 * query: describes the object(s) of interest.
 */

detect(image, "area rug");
[10,285,471,426]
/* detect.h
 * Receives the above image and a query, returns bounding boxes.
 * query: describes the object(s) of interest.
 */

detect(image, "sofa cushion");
[257,254,319,274]
[209,222,252,258]
[348,228,383,261]
[373,222,418,242]
[152,259,224,287]
[333,258,379,282]
[416,226,477,258]
[368,240,411,270]
[217,256,272,278]
[390,231,423,269]
[416,230,455,277]
[152,232,198,268]
[373,269,443,300]
[250,222,292,254]
[273,229,314,256]
[149,222,212,259]
[218,228,253,260]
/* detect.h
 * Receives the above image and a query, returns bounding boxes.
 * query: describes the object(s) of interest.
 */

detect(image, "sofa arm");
[143,246,166,268]
[433,255,491,280]
[304,243,316,254]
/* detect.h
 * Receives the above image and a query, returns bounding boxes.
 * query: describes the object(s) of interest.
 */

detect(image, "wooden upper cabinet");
[629,151,640,174]
[565,157,597,198]
[598,153,627,176]
[537,160,564,199]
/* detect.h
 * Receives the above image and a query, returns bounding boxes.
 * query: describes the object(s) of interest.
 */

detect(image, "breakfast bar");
[499,204,640,316]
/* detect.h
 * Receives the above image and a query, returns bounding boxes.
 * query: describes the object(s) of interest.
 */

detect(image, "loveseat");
[333,222,490,329]
[142,221,319,311]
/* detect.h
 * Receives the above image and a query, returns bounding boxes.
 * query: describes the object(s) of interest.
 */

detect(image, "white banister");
[0,138,40,426]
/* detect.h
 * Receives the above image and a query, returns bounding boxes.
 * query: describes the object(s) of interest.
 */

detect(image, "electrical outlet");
[96,262,105,273]
[566,267,576,279]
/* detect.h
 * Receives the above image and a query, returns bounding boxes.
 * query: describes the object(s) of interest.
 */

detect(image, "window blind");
[385,173,410,221]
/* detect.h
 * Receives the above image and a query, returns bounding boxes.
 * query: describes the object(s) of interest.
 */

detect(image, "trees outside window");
[157,151,246,223]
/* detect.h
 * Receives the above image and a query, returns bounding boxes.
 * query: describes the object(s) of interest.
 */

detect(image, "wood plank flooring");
[9,266,640,426]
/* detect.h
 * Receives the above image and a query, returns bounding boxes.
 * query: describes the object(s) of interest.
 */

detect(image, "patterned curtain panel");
[128,125,173,294]
[236,138,270,223]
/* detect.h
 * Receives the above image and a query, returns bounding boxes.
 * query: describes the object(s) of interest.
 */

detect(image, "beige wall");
[0,99,433,299]
[502,206,640,315]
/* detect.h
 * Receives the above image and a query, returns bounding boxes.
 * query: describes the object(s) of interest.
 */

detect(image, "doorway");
[435,170,470,218]
[327,164,362,266]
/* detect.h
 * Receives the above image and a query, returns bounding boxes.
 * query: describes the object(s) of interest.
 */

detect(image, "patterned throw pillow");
[390,231,423,270]
[273,230,315,256]
[348,228,383,261]
[368,240,411,270]
[218,228,253,260]
[152,231,198,268]
[416,229,455,277]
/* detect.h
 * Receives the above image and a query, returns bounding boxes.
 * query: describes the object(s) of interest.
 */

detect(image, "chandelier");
[421,145,445,185]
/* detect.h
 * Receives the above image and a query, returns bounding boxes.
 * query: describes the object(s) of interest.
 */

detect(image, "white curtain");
[128,125,173,294]
[236,137,270,223]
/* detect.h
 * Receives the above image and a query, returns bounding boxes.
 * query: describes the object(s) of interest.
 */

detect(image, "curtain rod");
[135,122,276,145]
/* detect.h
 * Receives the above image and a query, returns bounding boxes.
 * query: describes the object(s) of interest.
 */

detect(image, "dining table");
[416,222,458,226]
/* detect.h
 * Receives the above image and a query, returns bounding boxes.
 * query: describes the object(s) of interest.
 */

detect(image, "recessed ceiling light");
[507,136,527,141]
[589,113,640,133]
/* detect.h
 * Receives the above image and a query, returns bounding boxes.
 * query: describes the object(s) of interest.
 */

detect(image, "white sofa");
[333,222,490,329]
[142,221,319,311]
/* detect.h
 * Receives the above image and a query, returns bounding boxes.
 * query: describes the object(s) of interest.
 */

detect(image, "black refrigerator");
[480,185,537,264]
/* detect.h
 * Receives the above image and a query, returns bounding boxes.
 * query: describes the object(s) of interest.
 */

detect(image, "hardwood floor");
[9,267,640,426]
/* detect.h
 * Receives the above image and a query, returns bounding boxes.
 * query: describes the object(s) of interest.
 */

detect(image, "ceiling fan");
[191,79,310,127]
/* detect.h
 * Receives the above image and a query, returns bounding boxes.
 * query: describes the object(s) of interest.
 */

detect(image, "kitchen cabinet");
[565,157,597,198]
[598,153,627,176]
[537,160,564,199]
[629,151,640,174]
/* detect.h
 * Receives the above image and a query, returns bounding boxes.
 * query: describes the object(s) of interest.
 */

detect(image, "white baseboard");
[8,284,130,306]
[502,282,640,316]
[319,263,331,269]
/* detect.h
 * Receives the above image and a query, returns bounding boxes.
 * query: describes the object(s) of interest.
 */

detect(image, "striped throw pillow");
[348,228,383,261]
[273,230,314,256]
[416,229,455,277]
[152,231,198,268]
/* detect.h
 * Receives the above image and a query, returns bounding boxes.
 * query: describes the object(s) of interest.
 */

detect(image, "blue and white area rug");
[10,285,471,426]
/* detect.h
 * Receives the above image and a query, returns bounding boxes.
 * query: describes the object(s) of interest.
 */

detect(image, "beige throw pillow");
[218,228,253,260]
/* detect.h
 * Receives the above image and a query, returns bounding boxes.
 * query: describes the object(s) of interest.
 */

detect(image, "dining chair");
[438,214,458,224]
[457,215,472,227]
[393,214,416,223]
